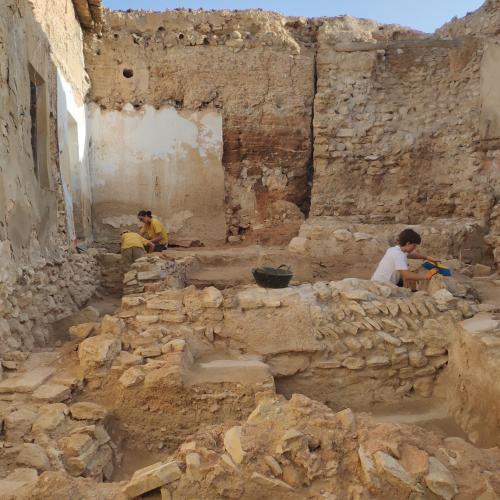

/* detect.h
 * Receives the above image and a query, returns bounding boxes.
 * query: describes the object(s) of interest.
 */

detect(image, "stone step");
[186,359,272,386]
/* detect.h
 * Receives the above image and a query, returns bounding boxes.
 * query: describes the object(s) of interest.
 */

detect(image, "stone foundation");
[0,250,100,355]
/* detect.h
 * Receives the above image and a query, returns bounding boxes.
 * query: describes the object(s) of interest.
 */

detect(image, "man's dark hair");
[398,228,421,246]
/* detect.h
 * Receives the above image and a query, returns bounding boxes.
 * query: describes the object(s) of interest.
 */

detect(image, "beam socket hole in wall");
[178,33,184,39]
[203,36,209,45]
[157,26,165,32]
[113,33,119,39]
[123,68,134,78]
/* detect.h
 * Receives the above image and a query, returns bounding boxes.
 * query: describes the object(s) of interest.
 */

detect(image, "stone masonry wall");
[83,10,316,244]
[0,251,100,356]
[114,278,469,409]
[311,23,490,225]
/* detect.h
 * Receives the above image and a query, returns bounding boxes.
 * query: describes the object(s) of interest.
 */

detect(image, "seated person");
[137,210,168,252]
[120,230,154,264]
[371,228,438,287]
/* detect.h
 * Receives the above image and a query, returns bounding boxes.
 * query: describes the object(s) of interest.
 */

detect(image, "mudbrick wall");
[83,10,317,246]
[0,0,100,354]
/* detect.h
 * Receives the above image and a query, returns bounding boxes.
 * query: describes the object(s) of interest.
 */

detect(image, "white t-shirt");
[371,246,409,285]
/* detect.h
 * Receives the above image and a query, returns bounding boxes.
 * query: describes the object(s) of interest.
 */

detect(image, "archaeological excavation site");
[4,0,500,498]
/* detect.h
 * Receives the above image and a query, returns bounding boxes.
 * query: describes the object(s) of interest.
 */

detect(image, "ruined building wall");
[83,10,316,246]
[311,22,490,225]
[0,0,99,354]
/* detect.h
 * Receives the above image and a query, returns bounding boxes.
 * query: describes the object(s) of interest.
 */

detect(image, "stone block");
[374,451,416,492]
[0,367,55,393]
[78,335,121,371]
[69,323,97,341]
[32,404,67,433]
[119,367,145,388]
[224,426,246,464]
[70,402,108,421]
[17,443,50,471]
[32,383,71,403]
[122,461,182,498]
[200,287,223,308]
[400,444,429,478]
[424,457,458,500]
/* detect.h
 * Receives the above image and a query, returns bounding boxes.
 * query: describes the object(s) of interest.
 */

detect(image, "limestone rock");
[69,323,97,340]
[424,457,458,500]
[288,237,308,254]
[200,287,223,308]
[342,357,365,370]
[119,367,145,388]
[17,443,51,471]
[251,472,294,490]
[32,383,71,403]
[32,404,67,433]
[70,402,108,421]
[78,335,121,371]
[0,468,38,497]
[224,426,246,464]
[400,444,429,478]
[374,451,416,491]
[5,408,38,441]
[122,461,182,497]
[100,315,124,336]
[0,367,55,393]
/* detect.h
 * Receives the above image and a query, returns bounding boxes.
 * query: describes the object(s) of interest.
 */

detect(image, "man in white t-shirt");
[371,229,438,287]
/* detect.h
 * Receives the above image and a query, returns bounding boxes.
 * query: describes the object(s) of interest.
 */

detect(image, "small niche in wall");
[123,68,134,78]
[28,63,50,189]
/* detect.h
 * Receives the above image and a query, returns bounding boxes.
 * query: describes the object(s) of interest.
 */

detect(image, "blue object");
[422,261,452,276]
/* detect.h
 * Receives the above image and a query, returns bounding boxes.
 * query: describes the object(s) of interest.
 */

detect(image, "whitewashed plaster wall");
[57,70,93,244]
[88,104,226,246]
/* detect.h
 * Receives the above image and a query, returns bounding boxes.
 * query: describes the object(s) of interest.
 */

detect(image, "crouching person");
[371,228,438,288]
[120,230,154,264]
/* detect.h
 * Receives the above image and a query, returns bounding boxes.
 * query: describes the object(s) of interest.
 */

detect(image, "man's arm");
[145,240,155,252]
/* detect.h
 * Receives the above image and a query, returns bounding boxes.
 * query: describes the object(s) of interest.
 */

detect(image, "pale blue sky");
[102,0,485,33]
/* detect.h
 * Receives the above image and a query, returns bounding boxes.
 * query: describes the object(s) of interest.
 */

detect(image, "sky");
[102,0,485,33]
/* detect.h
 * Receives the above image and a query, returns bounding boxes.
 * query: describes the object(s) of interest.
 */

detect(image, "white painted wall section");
[88,104,226,245]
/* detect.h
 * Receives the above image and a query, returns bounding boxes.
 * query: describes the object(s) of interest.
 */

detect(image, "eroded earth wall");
[83,10,316,245]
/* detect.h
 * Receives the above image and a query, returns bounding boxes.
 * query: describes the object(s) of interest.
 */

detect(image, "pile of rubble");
[16,393,500,499]
[0,353,119,497]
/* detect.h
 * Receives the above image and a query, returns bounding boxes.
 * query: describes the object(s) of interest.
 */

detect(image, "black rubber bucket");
[252,265,293,288]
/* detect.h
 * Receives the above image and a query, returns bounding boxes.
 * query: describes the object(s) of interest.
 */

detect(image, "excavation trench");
[65,257,500,483]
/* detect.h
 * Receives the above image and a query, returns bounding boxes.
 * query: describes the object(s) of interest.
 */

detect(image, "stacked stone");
[311,19,488,227]
[289,216,491,265]
[0,251,100,355]
[0,358,117,484]
[122,255,194,295]
[100,278,472,405]
[96,253,125,296]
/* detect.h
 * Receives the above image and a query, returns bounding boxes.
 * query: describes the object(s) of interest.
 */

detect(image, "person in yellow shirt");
[137,210,169,252]
[120,230,154,264]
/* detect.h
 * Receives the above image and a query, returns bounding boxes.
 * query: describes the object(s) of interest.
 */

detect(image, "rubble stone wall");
[0,252,100,355]
[117,278,469,409]
[311,26,490,225]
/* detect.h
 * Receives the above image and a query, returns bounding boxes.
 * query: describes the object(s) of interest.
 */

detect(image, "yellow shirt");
[121,232,150,251]
[140,218,168,245]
